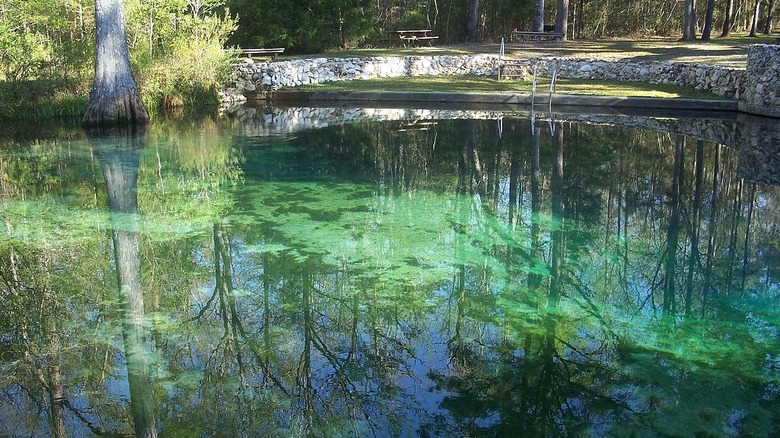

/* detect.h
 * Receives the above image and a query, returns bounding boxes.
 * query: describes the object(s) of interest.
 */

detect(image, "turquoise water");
[0,109,778,437]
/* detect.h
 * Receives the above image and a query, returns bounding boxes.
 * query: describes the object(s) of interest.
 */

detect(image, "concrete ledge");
[272,90,738,114]
[738,101,780,119]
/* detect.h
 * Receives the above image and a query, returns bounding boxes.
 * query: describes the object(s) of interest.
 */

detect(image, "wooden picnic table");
[392,29,439,47]
[234,48,285,59]
[511,30,564,42]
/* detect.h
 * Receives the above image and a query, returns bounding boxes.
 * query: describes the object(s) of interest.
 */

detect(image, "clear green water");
[0,111,778,437]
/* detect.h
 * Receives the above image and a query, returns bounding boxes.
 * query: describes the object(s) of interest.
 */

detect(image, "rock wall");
[224,55,744,102]
[223,55,499,102]
[738,44,780,118]
[224,45,780,120]
[502,58,743,98]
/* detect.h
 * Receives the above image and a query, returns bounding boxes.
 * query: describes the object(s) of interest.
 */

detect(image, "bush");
[139,39,235,110]
[134,13,238,110]
[394,11,429,31]
[0,25,53,81]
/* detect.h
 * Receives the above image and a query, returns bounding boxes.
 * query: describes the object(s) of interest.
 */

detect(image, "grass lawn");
[287,33,778,68]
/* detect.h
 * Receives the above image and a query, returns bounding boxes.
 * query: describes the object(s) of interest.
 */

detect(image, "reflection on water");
[0,108,779,437]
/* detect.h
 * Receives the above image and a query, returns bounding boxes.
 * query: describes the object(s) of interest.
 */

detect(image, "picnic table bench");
[511,30,564,42]
[234,48,285,59]
[392,30,439,47]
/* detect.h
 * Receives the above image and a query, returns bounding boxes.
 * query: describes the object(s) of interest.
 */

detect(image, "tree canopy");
[224,0,778,50]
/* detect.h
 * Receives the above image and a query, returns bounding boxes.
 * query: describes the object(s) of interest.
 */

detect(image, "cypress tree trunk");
[82,0,149,127]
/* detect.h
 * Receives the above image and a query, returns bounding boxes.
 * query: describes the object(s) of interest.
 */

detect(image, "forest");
[0,0,778,118]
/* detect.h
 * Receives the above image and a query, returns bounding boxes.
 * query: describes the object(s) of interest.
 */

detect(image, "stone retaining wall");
[738,44,780,118]
[502,58,743,98]
[224,55,744,102]
[223,44,780,119]
[223,55,499,102]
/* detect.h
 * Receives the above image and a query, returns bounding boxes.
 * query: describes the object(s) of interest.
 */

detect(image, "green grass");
[280,33,777,68]
[289,74,729,100]
[0,79,89,121]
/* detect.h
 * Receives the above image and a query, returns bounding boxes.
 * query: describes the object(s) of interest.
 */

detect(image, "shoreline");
[266,90,739,116]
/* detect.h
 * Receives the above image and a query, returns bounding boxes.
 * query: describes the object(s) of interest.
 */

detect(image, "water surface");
[0,108,778,437]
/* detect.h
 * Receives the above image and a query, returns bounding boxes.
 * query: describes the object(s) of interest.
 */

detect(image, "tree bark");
[764,0,776,33]
[722,0,735,36]
[556,0,569,40]
[534,0,545,32]
[83,0,149,127]
[702,0,716,39]
[682,0,697,40]
[466,0,480,41]
[749,0,761,36]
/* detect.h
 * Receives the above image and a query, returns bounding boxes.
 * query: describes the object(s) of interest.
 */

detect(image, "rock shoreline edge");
[222,45,780,119]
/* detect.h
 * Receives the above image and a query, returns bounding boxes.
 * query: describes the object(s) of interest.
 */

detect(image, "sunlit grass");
[290,74,728,99]
[281,34,775,68]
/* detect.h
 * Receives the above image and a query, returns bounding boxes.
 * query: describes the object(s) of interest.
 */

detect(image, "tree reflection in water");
[0,110,778,436]
[96,126,158,438]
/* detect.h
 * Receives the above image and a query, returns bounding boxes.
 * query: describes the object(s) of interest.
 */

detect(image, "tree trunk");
[682,0,697,40]
[466,0,480,41]
[749,0,761,36]
[722,0,735,36]
[764,0,776,33]
[556,0,570,40]
[83,0,149,127]
[534,0,545,32]
[702,0,716,39]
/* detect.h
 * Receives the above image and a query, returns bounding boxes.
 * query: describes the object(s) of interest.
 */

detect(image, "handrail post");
[549,68,558,110]
[498,37,505,80]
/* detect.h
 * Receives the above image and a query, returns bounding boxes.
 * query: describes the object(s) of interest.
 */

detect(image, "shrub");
[139,38,235,109]
[394,11,429,31]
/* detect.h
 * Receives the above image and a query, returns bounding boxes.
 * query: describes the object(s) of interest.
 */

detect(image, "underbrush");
[137,39,235,111]
[1,38,234,122]
[0,79,89,121]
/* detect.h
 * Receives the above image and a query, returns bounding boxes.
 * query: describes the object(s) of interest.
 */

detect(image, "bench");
[392,30,439,47]
[234,48,285,59]
[511,31,564,42]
